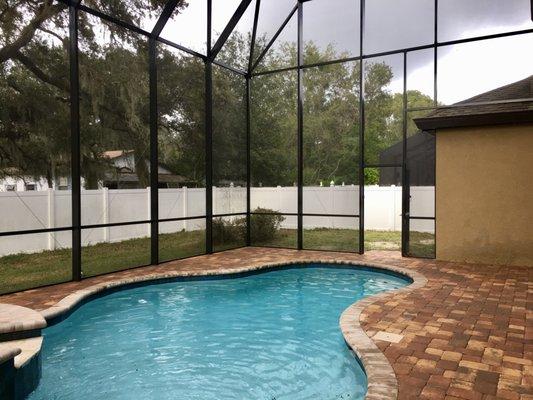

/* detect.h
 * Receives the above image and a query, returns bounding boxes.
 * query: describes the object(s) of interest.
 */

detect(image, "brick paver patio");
[1,247,531,399]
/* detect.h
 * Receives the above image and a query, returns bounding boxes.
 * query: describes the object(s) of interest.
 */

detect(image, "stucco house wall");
[436,123,533,266]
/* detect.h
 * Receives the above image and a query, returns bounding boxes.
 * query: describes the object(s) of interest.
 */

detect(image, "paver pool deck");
[1,247,531,399]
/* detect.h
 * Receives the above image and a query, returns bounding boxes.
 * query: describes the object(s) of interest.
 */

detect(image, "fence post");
[182,186,188,230]
[277,185,282,212]
[330,183,335,217]
[103,187,109,242]
[391,185,397,231]
[396,185,402,231]
[48,189,55,250]
[229,184,233,214]
[147,187,151,236]
[212,186,217,215]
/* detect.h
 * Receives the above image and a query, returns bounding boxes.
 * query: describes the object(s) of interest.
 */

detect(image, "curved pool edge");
[339,264,427,400]
[40,261,419,325]
[6,260,427,400]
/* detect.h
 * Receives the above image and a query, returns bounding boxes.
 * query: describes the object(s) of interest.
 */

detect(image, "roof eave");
[414,110,533,131]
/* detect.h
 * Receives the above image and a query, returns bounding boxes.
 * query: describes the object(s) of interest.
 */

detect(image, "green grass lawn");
[258,228,403,251]
[253,228,434,257]
[0,230,206,295]
[0,229,434,294]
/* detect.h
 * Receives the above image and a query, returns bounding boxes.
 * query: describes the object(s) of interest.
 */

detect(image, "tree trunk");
[134,146,150,188]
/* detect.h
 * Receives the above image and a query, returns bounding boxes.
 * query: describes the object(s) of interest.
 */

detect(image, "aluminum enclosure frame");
[2,0,533,294]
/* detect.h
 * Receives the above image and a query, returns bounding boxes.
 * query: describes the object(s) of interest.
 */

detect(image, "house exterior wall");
[0,176,67,192]
[436,123,533,267]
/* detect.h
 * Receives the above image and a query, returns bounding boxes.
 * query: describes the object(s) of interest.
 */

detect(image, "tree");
[250,63,297,187]
[248,40,434,186]
[157,47,205,187]
[1,1,434,191]
[0,1,70,186]
[301,44,361,185]
[0,0,186,188]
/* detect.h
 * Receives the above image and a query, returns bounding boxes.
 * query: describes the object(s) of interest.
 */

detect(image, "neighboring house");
[413,75,533,267]
[0,168,69,192]
[0,150,189,192]
[378,132,435,186]
[1,176,43,192]
[102,150,188,189]
[1,176,44,192]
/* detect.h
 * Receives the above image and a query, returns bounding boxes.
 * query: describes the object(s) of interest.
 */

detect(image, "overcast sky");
[160,0,533,104]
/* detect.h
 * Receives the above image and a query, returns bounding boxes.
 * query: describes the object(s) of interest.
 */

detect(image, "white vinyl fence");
[0,185,434,256]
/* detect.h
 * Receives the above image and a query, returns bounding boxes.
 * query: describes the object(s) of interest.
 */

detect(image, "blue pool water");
[28,265,408,400]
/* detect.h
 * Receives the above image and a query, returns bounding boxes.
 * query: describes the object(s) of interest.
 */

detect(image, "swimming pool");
[28,264,409,399]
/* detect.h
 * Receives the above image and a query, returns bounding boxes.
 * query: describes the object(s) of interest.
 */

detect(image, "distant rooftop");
[414,75,533,130]
[103,150,134,159]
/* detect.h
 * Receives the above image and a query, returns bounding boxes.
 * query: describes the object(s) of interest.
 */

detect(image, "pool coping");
[4,259,427,400]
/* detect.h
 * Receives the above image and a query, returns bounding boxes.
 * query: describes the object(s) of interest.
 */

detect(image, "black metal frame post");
[248,0,261,74]
[244,0,260,247]
[251,5,298,72]
[401,51,409,256]
[402,170,410,256]
[205,0,214,254]
[296,1,304,250]
[152,0,180,37]
[69,2,81,281]
[434,0,438,107]
[245,77,252,246]
[204,69,213,252]
[149,38,159,265]
[358,0,365,254]
[434,0,438,258]
[210,0,254,60]
[148,0,179,266]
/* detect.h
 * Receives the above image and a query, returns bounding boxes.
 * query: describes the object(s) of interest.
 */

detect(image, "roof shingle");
[414,75,533,130]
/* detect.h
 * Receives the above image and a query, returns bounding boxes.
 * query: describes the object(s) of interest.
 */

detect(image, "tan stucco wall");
[436,123,533,267]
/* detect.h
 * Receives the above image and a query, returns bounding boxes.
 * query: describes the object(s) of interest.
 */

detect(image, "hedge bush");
[212,217,242,247]
[212,208,285,246]
[248,208,285,244]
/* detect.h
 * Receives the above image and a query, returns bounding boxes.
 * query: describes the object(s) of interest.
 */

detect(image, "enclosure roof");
[415,76,533,130]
